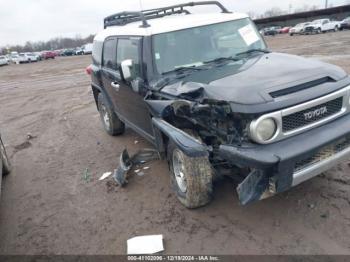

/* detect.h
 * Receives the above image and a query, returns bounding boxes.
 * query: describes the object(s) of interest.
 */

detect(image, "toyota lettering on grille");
[304,106,328,120]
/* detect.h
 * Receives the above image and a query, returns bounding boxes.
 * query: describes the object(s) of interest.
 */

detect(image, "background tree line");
[0,34,95,55]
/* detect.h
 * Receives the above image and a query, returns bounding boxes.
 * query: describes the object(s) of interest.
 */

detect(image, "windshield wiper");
[235,48,270,57]
[204,56,239,65]
[162,66,204,75]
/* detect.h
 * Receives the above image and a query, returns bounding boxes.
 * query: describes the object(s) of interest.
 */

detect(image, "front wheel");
[167,141,213,209]
[97,93,125,136]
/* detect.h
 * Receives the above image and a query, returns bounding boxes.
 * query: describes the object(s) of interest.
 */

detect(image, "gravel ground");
[0,31,350,255]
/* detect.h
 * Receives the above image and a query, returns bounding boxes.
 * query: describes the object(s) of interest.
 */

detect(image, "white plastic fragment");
[134,169,141,173]
[137,172,145,177]
[143,166,150,170]
[99,172,112,181]
[127,235,164,255]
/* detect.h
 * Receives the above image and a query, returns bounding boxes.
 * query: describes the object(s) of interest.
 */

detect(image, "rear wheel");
[97,93,125,136]
[0,139,12,176]
[167,139,213,209]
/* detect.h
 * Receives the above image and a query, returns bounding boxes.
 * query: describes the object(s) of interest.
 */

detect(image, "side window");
[117,38,141,77]
[102,38,117,70]
[92,40,103,65]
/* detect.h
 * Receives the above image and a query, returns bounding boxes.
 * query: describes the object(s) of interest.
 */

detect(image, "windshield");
[152,18,266,75]
[311,19,323,24]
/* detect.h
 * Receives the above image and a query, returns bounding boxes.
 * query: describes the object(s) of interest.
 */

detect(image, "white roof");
[94,12,249,41]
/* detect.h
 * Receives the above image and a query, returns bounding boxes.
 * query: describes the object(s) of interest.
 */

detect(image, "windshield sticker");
[155,53,160,60]
[238,24,259,46]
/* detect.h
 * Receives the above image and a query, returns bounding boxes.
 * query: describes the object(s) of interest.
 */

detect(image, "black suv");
[88,2,350,208]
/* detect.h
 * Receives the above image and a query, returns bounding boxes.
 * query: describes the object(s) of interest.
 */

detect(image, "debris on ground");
[134,140,139,145]
[137,172,145,177]
[99,172,112,181]
[127,235,164,255]
[26,133,37,140]
[113,148,159,187]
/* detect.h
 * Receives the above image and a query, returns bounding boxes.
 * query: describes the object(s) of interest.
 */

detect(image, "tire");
[97,93,125,136]
[0,138,12,176]
[290,33,294,36]
[167,140,213,209]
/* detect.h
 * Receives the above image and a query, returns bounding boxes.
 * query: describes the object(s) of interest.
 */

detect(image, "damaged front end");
[146,83,273,205]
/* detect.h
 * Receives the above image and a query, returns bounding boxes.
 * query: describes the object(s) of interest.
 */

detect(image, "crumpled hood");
[160,53,348,113]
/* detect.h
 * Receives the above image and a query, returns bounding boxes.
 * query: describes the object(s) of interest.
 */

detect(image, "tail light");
[86,65,93,75]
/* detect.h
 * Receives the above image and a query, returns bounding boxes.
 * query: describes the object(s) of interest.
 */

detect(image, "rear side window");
[102,38,117,70]
[92,40,103,65]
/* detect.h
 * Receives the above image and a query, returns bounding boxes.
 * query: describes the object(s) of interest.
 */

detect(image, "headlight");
[252,118,277,142]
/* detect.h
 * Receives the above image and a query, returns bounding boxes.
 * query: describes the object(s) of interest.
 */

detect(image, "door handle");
[111,82,120,91]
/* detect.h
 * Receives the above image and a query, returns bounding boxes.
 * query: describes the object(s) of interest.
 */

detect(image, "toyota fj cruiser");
[88,1,350,208]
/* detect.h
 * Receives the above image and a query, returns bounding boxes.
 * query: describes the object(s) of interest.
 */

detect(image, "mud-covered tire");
[97,93,125,136]
[0,139,12,176]
[167,141,213,209]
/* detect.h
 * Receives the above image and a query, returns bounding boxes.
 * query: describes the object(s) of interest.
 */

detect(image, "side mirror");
[121,59,133,81]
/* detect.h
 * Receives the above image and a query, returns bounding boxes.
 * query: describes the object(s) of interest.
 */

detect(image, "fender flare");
[152,117,209,158]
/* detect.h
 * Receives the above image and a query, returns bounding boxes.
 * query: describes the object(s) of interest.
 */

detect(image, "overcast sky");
[0,0,348,46]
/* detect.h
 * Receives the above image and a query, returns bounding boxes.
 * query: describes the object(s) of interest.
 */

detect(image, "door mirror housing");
[121,59,133,81]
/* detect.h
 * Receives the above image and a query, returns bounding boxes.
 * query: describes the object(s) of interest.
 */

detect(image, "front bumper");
[219,113,350,204]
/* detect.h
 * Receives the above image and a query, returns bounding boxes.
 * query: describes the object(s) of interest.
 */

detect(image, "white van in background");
[82,43,93,55]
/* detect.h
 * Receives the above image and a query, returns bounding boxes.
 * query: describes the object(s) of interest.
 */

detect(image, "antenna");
[139,0,144,11]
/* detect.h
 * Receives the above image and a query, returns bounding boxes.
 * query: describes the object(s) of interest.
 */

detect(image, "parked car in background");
[304,19,341,34]
[10,55,19,64]
[289,22,310,36]
[279,27,291,34]
[42,51,56,59]
[34,52,43,61]
[62,49,75,56]
[340,17,350,30]
[0,134,12,195]
[82,43,93,55]
[75,48,84,55]
[0,56,10,66]
[18,53,38,63]
[262,26,279,36]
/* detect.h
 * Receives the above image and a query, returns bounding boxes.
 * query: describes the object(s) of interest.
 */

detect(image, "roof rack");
[104,1,231,29]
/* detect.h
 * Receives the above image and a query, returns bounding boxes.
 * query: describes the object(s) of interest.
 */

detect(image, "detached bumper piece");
[219,113,350,205]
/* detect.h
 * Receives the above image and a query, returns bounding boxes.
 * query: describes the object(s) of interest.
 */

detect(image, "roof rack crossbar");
[103,1,231,29]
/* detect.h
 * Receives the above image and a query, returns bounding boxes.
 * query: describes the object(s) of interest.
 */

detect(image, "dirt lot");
[0,31,350,255]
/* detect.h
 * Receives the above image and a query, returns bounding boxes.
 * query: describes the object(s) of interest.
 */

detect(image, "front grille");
[294,136,350,173]
[282,97,343,132]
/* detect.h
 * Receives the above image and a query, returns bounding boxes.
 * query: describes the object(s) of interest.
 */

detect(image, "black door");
[114,37,154,139]
[101,37,122,112]
[101,36,154,140]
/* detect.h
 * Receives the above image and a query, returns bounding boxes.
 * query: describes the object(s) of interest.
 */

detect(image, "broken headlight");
[250,117,277,143]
